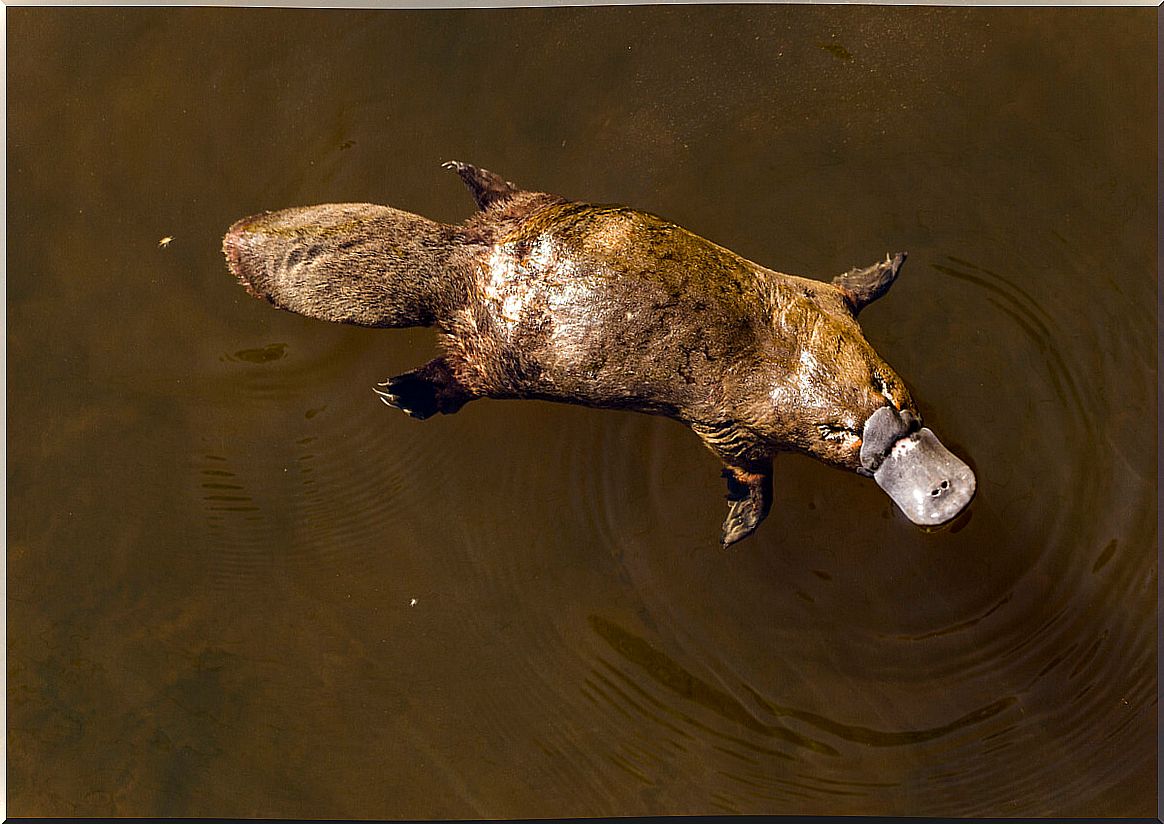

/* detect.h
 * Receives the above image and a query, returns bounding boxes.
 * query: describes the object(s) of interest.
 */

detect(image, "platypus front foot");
[374,357,472,420]
[832,252,907,315]
[720,464,773,548]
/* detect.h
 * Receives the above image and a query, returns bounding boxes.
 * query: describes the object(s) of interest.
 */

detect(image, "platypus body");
[224,162,975,546]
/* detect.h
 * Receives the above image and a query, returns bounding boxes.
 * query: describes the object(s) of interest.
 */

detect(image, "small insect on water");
[158,236,174,248]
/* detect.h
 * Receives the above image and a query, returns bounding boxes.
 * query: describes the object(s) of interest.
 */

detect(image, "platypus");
[223,162,975,546]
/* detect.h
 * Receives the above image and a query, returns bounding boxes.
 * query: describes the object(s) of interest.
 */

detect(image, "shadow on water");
[589,614,1015,750]
[221,342,288,364]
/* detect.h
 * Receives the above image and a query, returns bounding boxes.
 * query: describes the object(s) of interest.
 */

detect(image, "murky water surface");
[8,6,1156,817]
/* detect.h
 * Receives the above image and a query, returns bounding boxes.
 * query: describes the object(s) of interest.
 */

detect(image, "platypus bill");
[224,162,975,547]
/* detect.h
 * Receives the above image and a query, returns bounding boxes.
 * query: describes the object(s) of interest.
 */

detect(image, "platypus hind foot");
[719,465,774,548]
[442,160,520,211]
[374,357,473,420]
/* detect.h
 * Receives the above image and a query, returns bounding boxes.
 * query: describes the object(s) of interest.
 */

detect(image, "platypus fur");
[223,162,975,546]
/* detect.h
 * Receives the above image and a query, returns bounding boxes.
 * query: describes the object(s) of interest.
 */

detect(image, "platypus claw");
[374,357,472,421]
[374,382,429,419]
[373,385,409,413]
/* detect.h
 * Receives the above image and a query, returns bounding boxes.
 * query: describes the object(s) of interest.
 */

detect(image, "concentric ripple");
[507,243,1153,816]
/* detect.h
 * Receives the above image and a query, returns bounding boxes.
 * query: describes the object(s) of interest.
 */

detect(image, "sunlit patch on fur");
[797,349,821,395]
[871,369,899,408]
[483,244,535,328]
[483,236,587,332]
[586,211,636,252]
[771,347,828,409]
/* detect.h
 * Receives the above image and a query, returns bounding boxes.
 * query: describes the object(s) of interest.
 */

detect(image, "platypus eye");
[818,423,860,444]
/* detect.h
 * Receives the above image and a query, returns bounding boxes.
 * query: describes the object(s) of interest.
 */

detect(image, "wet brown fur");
[224,163,916,546]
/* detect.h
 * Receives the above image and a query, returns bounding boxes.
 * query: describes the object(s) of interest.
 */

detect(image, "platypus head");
[774,352,975,527]
[760,256,976,527]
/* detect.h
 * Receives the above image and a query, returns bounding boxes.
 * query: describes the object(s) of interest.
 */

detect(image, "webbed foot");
[374,357,472,420]
[442,160,520,210]
[719,465,773,548]
[832,252,907,315]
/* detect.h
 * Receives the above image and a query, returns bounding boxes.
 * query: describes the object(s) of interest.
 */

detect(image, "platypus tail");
[224,203,466,328]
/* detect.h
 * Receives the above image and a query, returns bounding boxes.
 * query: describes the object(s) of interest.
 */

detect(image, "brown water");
[7,6,1157,818]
